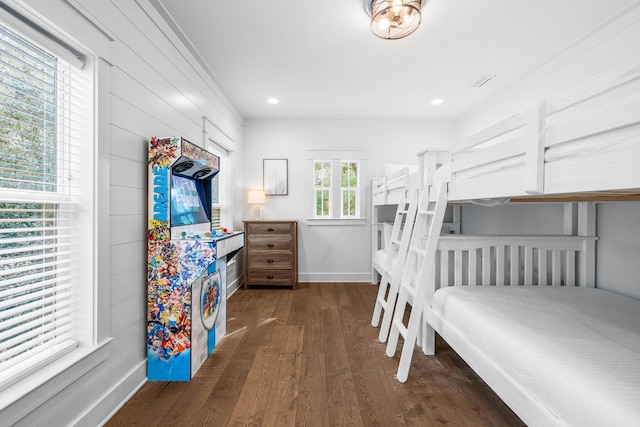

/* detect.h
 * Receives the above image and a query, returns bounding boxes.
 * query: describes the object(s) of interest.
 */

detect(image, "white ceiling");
[156,0,634,121]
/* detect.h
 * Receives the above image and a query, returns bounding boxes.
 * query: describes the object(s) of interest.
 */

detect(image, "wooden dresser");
[243,220,298,289]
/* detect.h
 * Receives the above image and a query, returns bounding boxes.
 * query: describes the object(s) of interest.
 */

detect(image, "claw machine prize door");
[191,257,226,373]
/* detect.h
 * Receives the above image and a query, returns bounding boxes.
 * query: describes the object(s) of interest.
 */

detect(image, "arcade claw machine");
[147,136,224,381]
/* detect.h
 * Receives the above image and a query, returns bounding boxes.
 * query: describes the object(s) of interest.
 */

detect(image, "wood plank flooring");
[106,283,525,426]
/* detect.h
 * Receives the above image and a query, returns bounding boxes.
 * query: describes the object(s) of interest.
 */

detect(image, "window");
[341,161,359,217]
[208,142,232,231]
[308,151,367,225]
[313,161,331,217]
[0,22,93,391]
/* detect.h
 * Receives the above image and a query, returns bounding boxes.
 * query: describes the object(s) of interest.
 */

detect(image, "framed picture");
[263,158,288,196]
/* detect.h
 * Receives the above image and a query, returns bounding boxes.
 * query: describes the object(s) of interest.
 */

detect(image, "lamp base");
[252,205,262,219]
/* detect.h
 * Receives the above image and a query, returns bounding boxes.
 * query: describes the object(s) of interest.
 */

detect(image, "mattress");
[374,249,398,274]
[428,286,640,426]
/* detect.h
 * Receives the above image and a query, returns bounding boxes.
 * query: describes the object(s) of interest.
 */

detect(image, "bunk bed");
[371,165,415,283]
[371,156,459,283]
[381,64,640,427]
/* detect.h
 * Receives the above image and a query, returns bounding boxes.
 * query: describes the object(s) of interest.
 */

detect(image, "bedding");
[427,286,640,426]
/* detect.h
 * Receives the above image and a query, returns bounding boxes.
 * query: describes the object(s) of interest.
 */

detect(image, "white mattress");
[374,249,398,274]
[429,286,640,426]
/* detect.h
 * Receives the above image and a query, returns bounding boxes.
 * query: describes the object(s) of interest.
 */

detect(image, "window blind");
[0,24,87,390]
[210,146,231,231]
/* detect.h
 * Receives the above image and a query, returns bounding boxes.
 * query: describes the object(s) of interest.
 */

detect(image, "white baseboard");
[87,360,146,427]
[227,274,243,298]
[298,272,372,283]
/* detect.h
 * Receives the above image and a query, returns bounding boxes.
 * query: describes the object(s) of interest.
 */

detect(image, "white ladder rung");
[390,238,401,245]
[410,248,426,257]
[418,209,435,215]
[405,285,416,300]
[393,320,408,338]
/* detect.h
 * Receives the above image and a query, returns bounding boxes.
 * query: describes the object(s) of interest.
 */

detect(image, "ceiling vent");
[469,75,497,88]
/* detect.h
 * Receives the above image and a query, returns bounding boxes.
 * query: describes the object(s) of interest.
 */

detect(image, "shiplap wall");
[4,1,243,425]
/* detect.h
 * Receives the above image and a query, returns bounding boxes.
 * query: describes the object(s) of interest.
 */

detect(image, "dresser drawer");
[247,253,294,270]
[247,269,295,286]
[247,235,293,252]
[246,221,294,235]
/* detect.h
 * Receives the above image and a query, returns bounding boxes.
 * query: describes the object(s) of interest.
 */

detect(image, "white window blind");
[209,144,231,231]
[0,23,89,390]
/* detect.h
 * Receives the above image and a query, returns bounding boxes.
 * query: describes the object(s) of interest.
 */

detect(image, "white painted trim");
[299,272,372,282]
[227,275,244,298]
[0,339,111,426]
[306,218,366,226]
[92,361,147,427]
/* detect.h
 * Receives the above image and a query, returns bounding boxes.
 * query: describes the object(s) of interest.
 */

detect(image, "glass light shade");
[369,0,422,40]
[248,190,266,204]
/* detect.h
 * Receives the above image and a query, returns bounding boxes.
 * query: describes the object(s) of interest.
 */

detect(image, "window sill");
[0,338,112,424]
[306,218,367,226]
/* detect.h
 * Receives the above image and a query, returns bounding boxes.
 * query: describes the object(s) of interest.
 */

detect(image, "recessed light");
[430,98,444,106]
[267,97,279,105]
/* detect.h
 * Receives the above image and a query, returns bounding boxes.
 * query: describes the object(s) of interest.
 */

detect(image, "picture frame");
[263,158,288,196]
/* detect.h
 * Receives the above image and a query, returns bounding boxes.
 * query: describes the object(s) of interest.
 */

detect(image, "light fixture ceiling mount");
[364,0,424,40]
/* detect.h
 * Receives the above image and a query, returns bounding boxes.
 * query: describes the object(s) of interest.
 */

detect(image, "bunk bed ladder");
[376,187,428,343]
[371,188,420,335]
[385,182,448,383]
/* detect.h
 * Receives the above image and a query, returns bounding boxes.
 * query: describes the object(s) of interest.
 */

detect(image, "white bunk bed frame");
[371,154,460,283]
[379,64,640,426]
[371,167,414,283]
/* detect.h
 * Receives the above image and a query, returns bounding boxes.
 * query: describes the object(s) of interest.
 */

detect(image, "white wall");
[2,1,243,425]
[457,3,640,139]
[460,203,565,235]
[596,202,640,299]
[455,4,640,299]
[243,119,456,282]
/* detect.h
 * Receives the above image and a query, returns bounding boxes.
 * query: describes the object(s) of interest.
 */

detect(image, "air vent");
[469,75,497,88]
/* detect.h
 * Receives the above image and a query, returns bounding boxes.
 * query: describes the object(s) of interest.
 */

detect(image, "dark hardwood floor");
[106,283,525,426]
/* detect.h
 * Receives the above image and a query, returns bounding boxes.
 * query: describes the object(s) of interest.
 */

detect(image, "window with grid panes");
[308,151,366,225]
[313,160,331,217]
[341,161,359,218]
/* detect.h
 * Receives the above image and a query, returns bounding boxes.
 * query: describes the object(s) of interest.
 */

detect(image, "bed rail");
[433,235,597,296]
[442,64,640,201]
[372,167,412,205]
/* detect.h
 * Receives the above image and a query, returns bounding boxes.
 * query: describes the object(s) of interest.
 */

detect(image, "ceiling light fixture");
[430,98,443,105]
[267,97,279,105]
[364,0,424,40]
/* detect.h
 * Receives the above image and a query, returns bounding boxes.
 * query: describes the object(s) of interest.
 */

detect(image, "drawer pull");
[267,274,274,279]
[266,259,274,263]
[267,243,274,248]
[267,228,274,232]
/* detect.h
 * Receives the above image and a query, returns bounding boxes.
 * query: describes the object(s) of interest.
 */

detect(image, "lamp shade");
[248,190,266,204]
[368,0,422,40]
